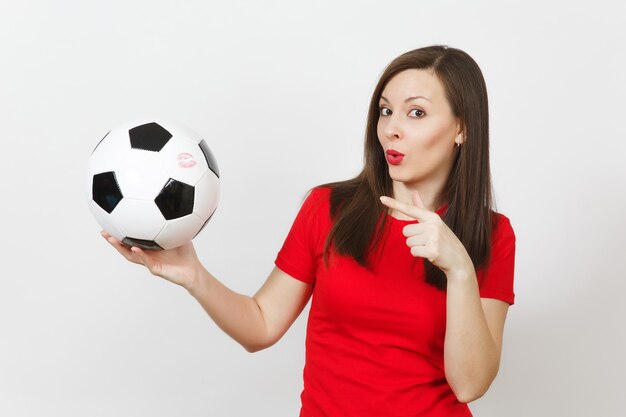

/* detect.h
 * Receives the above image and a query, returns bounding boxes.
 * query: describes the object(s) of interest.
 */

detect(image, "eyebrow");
[380,95,432,103]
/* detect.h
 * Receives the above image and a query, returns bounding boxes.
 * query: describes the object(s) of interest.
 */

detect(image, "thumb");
[131,246,163,276]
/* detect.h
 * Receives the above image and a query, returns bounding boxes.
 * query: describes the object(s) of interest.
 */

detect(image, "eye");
[409,109,425,118]
[379,107,392,116]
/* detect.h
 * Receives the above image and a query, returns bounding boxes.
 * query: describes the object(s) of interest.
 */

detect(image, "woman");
[102,45,516,416]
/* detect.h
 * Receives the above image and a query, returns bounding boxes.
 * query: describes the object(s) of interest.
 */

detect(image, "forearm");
[444,268,499,403]
[187,264,269,353]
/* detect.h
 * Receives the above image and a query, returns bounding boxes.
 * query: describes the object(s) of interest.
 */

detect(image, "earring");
[456,141,461,147]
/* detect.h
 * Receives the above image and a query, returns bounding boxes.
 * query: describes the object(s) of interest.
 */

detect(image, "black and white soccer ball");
[88,119,220,250]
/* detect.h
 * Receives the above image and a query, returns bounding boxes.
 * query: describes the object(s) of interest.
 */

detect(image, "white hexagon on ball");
[155,214,206,250]
[159,135,209,187]
[111,199,166,241]
[194,170,220,221]
[115,150,168,201]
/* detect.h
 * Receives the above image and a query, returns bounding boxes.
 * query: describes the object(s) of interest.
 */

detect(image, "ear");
[455,119,466,145]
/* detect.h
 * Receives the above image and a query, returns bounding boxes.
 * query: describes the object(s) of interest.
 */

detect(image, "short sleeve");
[274,187,330,285]
[478,214,516,305]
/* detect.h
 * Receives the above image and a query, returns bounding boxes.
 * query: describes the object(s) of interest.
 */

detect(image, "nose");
[383,116,402,141]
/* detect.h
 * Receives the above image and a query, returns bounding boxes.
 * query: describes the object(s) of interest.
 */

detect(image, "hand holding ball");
[88,120,220,250]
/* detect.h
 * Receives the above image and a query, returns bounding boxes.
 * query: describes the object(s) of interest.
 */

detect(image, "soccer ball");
[88,119,220,250]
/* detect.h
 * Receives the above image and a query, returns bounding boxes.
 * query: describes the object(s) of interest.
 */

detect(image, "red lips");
[386,149,404,165]
[386,149,404,157]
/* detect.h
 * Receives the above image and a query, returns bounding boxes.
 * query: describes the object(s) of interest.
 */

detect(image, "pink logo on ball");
[177,153,196,168]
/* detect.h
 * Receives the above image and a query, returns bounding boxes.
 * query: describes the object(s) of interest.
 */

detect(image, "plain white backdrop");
[1,1,624,416]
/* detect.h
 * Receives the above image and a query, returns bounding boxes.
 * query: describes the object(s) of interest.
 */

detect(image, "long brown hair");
[318,45,497,290]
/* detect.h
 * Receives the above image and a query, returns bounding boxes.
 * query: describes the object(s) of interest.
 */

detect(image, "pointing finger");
[380,196,430,222]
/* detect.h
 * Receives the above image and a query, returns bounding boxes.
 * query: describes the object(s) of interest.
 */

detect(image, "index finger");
[379,196,430,222]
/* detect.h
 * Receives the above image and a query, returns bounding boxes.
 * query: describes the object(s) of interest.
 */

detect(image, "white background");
[1,1,624,416]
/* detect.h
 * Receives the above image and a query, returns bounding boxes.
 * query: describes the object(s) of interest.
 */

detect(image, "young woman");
[101,45,516,416]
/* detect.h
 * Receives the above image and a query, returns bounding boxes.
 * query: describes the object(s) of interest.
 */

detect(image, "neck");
[391,180,445,215]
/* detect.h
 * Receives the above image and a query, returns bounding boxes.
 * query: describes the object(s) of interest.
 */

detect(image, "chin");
[388,169,414,183]
[389,176,414,187]
[388,172,424,187]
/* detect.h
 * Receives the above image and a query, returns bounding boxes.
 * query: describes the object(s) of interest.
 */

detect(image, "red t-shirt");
[275,186,516,417]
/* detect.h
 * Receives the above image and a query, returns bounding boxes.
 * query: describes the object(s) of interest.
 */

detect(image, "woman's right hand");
[100,230,202,291]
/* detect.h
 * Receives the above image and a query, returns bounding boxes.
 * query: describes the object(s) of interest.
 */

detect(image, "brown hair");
[318,45,497,290]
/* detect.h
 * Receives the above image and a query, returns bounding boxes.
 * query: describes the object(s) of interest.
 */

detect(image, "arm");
[101,232,313,354]
[187,265,313,353]
[378,193,513,404]
[444,267,509,403]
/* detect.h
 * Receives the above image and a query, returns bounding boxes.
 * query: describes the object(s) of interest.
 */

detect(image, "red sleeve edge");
[480,287,515,305]
[275,253,316,285]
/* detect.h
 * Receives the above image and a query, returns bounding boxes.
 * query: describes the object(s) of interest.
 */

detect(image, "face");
[377,69,462,191]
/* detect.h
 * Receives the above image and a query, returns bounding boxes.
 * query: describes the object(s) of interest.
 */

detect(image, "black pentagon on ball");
[129,122,172,152]
[155,178,195,220]
[122,237,164,251]
[92,171,123,213]
[199,139,220,178]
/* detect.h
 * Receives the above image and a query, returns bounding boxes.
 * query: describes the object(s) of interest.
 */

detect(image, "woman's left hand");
[380,191,473,277]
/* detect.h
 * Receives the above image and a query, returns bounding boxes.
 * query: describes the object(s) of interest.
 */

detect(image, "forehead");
[380,69,445,103]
